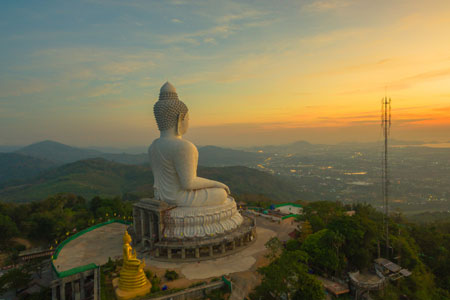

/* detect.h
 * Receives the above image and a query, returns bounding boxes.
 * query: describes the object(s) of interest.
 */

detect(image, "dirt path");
[12,237,33,249]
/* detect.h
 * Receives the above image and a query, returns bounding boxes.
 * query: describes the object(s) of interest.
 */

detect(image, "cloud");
[0,78,50,98]
[299,27,368,47]
[203,37,217,45]
[339,66,450,95]
[389,68,450,90]
[158,5,270,45]
[28,47,161,82]
[303,0,352,12]
[86,82,122,98]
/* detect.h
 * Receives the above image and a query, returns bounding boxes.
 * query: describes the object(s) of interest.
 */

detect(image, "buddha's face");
[178,112,189,136]
[123,232,132,244]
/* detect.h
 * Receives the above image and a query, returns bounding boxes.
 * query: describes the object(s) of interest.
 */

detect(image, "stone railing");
[144,280,225,300]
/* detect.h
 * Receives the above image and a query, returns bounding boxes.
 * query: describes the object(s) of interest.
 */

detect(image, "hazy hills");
[0,140,279,202]
[16,140,148,165]
[0,158,301,203]
[2,139,447,207]
[13,140,264,167]
[0,153,57,187]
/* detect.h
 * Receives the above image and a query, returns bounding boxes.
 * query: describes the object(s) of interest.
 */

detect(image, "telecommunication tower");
[381,97,391,257]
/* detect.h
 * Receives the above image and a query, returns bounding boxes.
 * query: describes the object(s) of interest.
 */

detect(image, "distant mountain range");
[0,140,297,203]
[12,140,266,166]
[0,140,270,186]
[0,158,301,203]
[0,153,58,187]
[15,140,149,165]
[1,139,446,204]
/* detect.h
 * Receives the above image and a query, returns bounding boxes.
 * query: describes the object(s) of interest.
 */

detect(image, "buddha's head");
[123,230,132,244]
[154,82,189,136]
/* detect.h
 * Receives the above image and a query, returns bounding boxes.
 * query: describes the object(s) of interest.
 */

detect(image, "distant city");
[241,141,450,215]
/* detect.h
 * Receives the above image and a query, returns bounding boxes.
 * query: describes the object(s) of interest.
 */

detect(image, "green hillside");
[199,166,302,201]
[0,158,301,203]
[0,153,57,187]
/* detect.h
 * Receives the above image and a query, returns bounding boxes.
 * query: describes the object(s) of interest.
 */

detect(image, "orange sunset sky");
[1,0,449,147]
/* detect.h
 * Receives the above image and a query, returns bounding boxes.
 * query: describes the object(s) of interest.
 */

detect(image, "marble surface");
[150,82,243,238]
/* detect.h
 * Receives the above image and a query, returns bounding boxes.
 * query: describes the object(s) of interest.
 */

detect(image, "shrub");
[164,270,179,281]
[150,276,161,292]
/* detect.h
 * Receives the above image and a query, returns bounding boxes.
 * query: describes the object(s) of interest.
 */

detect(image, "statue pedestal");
[164,196,243,239]
[132,197,255,262]
[133,197,243,244]
[113,278,151,300]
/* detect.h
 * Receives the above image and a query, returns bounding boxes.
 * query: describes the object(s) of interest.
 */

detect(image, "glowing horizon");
[1,0,449,147]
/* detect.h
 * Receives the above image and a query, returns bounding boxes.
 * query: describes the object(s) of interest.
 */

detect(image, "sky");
[1,0,449,147]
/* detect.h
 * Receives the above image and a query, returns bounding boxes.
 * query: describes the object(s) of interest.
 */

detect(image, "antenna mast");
[381,97,391,257]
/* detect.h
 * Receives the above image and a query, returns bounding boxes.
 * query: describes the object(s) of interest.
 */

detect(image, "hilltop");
[0,158,301,203]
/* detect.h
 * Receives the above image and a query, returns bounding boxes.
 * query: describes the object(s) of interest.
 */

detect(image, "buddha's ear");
[176,113,185,136]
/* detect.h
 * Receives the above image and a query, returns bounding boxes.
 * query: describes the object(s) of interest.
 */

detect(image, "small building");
[344,210,356,217]
[316,276,350,298]
[271,203,303,215]
[279,215,297,225]
[374,258,412,281]
[348,270,386,299]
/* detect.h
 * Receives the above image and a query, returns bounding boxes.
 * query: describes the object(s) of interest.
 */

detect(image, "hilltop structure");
[132,82,255,260]
[50,221,128,300]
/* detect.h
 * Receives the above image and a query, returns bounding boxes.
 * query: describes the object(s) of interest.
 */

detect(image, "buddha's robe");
[149,137,227,207]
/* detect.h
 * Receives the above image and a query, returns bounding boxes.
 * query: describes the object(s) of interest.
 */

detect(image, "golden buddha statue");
[114,231,151,300]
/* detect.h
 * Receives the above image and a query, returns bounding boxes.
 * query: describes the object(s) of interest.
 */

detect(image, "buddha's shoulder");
[174,139,197,152]
[150,138,197,152]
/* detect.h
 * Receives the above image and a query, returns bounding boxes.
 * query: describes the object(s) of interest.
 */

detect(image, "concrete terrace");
[53,222,127,272]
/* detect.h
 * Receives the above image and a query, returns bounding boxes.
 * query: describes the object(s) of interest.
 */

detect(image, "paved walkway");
[53,222,127,272]
[145,226,276,280]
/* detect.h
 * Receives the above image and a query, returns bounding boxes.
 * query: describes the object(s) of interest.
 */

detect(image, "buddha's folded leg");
[177,188,227,207]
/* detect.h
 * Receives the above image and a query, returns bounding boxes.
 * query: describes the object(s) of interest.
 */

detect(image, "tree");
[164,270,179,281]
[0,267,32,294]
[293,271,326,300]
[299,220,312,242]
[308,214,325,232]
[328,215,374,270]
[29,212,58,242]
[301,229,344,275]
[0,214,19,247]
[286,239,301,251]
[250,250,325,300]
[304,201,344,228]
[264,237,283,261]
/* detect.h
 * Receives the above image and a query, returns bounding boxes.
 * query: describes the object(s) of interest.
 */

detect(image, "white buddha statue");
[149,82,243,238]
